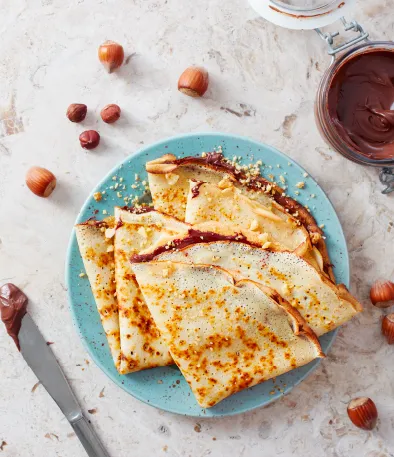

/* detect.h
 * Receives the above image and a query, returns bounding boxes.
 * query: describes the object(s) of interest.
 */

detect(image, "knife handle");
[71,415,111,457]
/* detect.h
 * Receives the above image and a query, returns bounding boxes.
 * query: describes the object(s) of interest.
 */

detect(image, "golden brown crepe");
[114,207,189,374]
[146,152,334,281]
[131,261,324,407]
[153,240,362,336]
[75,218,121,369]
[185,180,311,256]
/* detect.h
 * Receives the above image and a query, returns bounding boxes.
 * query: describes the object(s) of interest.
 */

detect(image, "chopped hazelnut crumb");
[201,152,207,157]
[102,209,108,215]
[303,172,309,177]
[319,224,325,229]
[105,228,116,239]
[137,226,148,238]
[79,272,86,278]
[296,182,305,189]
[93,192,102,202]
[218,177,233,189]
[249,219,259,231]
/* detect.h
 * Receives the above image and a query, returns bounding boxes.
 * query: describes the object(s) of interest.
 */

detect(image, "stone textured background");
[0,0,393,456]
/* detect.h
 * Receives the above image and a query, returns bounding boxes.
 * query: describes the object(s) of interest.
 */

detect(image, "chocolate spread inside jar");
[328,50,394,160]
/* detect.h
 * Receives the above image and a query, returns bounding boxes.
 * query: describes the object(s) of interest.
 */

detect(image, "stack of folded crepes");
[75,152,362,408]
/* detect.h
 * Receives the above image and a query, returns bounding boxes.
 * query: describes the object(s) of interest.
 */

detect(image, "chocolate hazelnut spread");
[190,181,204,198]
[328,50,394,159]
[0,283,28,350]
[130,229,253,263]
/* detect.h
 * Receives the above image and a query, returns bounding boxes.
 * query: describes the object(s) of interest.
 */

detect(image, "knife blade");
[18,313,110,457]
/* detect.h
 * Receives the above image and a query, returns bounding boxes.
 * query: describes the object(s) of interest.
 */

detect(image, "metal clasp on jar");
[315,17,369,58]
[379,168,394,194]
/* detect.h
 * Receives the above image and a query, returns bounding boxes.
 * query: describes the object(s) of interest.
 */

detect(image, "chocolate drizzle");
[190,181,205,199]
[119,206,155,214]
[130,229,256,263]
[0,283,28,350]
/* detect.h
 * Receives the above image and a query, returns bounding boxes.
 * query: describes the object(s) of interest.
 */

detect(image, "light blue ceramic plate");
[66,133,349,417]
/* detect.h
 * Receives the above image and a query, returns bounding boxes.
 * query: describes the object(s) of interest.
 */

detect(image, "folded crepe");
[146,152,333,281]
[134,240,362,337]
[75,218,121,369]
[131,261,324,408]
[185,180,310,255]
[114,207,189,374]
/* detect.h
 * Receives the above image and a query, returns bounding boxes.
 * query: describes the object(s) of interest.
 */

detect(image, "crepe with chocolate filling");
[131,261,324,408]
[186,180,311,253]
[114,207,189,374]
[75,218,121,370]
[146,152,334,281]
[144,240,362,336]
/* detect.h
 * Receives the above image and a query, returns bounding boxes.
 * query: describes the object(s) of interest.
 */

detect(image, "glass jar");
[248,0,394,193]
[315,42,394,168]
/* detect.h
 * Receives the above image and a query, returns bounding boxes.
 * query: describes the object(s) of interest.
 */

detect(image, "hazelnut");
[382,313,394,344]
[101,104,121,124]
[178,66,209,97]
[98,41,124,73]
[26,166,57,198]
[370,279,394,308]
[79,130,100,150]
[66,104,87,123]
[347,397,378,430]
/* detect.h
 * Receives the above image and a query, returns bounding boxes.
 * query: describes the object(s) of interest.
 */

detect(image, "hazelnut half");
[66,104,87,123]
[382,313,394,344]
[79,130,100,150]
[178,66,209,97]
[101,104,121,124]
[98,41,124,73]
[26,166,57,198]
[347,397,378,431]
[370,279,394,308]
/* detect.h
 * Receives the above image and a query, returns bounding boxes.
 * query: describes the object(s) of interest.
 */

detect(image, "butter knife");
[19,314,110,457]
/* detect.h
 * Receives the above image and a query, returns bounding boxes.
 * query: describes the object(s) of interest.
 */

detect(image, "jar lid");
[248,0,356,30]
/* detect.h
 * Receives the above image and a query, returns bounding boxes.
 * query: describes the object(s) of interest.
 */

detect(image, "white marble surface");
[1,1,394,456]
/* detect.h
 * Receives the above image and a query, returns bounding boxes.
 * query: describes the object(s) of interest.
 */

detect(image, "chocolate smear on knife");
[0,283,28,350]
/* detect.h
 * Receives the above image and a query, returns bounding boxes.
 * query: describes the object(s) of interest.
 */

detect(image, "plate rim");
[65,131,349,417]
